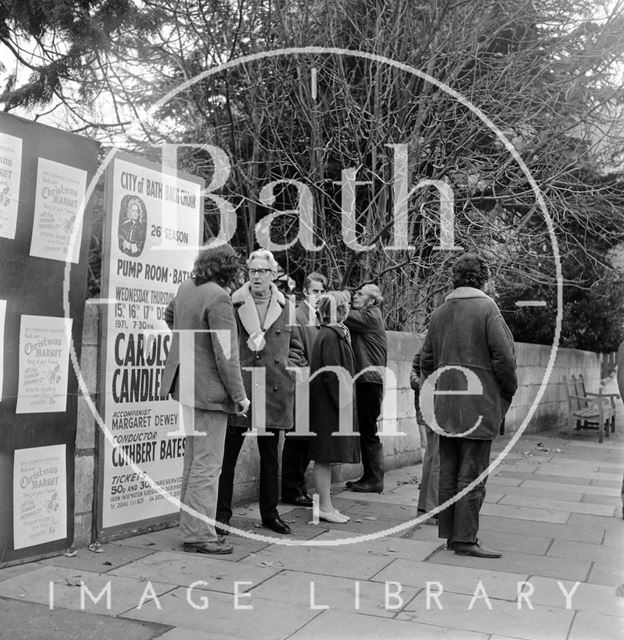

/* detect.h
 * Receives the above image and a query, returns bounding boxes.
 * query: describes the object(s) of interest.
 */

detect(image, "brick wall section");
[73,309,604,545]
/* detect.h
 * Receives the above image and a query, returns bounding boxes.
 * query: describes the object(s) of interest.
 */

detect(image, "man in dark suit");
[161,244,249,554]
[281,271,328,507]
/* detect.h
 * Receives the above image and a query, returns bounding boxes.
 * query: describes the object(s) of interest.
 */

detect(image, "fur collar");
[445,286,493,302]
[232,283,285,350]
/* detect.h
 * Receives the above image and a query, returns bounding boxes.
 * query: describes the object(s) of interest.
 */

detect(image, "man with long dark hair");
[420,253,517,559]
[161,244,249,554]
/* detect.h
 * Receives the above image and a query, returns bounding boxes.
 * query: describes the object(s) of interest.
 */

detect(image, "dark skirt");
[308,422,361,464]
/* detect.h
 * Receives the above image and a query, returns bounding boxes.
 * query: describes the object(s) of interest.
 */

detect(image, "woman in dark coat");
[309,291,360,523]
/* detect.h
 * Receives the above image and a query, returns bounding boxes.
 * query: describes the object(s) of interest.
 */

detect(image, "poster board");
[97,152,203,536]
[0,112,98,565]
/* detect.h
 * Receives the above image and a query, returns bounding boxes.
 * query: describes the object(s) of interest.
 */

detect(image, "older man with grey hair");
[216,249,305,535]
[344,283,388,493]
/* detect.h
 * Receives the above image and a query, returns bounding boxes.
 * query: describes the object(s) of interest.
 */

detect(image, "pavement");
[1,410,623,640]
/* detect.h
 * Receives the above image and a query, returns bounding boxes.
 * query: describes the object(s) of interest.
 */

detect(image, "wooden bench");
[563,374,619,442]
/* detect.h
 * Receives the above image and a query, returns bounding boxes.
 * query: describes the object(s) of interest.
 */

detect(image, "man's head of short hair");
[246,248,278,273]
[358,284,383,306]
[451,253,489,289]
[304,271,328,290]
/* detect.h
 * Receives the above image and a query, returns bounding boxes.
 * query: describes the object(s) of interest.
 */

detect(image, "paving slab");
[155,628,222,640]
[331,498,420,521]
[567,512,624,532]
[564,443,624,458]
[501,466,619,482]
[480,503,571,524]
[246,545,394,580]
[0,564,176,615]
[496,471,590,486]
[303,514,420,536]
[487,476,524,487]
[0,596,167,640]
[496,485,586,502]
[602,528,624,547]
[372,556,528,601]
[459,529,552,555]
[399,590,574,640]
[114,526,278,561]
[547,539,624,568]
[590,477,623,488]
[522,575,624,617]
[399,521,442,543]
[586,561,624,587]
[428,547,591,582]
[309,529,441,561]
[498,494,617,517]
[521,478,621,497]
[568,610,624,640]
[41,543,155,572]
[580,493,622,506]
[597,463,624,471]
[0,560,44,583]
[121,587,320,640]
[339,489,420,506]
[109,551,282,592]
[249,569,420,618]
[479,514,604,544]
[288,609,489,640]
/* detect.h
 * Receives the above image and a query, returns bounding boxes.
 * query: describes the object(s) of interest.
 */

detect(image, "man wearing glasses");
[216,249,305,534]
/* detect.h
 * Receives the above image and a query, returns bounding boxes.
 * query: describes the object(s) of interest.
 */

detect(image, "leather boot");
[346,443,373,489]
[345,443,384,493]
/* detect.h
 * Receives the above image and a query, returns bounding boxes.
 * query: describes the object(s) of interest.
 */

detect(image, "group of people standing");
[161,244,388,554]
[161,245,518,560]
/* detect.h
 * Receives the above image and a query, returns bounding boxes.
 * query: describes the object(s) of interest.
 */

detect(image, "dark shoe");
[183,540,233,554]
[261,516,291,535]
[446,539,454,550]
[345,477,365,489]
[282,494,313,507]
[454,542,501,558]
[345,478,383,493]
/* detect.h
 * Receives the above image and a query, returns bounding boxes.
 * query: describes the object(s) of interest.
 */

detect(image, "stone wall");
[505,342,603,434]
[72,307,604,546]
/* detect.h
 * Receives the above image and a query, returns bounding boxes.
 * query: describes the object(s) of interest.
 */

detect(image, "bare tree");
[3,0,624,345]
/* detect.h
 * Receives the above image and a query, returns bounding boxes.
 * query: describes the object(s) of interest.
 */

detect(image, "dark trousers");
[438,436,491,544]
[355,382,383,445]
[217,425,280,523]
[281,435,310,499]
